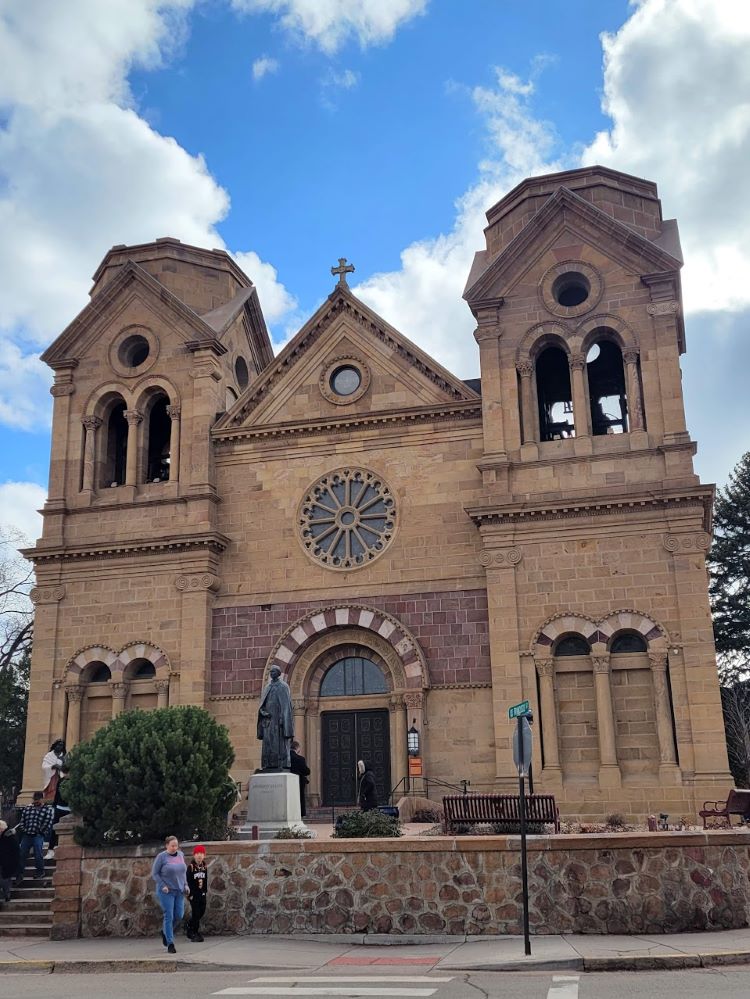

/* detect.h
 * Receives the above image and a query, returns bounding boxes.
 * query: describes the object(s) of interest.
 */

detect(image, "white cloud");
[233,250,297,324]
[355,67,565,377]
[231,0,429,54]
[0,481,46,544]
[0,1,297,432]
[252,55,280,81]
[583,0,750,314]
[320,67,360,109]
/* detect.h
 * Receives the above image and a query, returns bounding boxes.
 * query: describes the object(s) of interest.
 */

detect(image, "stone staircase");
[0,858,55,937]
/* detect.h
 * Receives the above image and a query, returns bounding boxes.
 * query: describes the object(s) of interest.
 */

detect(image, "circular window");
[319,356,371,405]
[118,334,150,368]
[235,356,249,390]
[552,272,590,308]
[298,467,397,570]
[330,365,361,396]
[540,260,602,318]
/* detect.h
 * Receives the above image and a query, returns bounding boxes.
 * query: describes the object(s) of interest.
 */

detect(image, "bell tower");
[464,166,729,817]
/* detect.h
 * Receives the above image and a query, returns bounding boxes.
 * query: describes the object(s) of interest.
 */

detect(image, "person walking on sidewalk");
[357,760,377,812]
[15,791,55,883]
[185,844,209,942]
[151,835,188,954]
[0,820,21,903]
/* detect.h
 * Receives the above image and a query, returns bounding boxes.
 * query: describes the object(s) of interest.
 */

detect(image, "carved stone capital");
[403,691,424,711]
[111,681,128,699]
[154,678,171,693]
[535,658,555,678]
[124,409,143,426]
[292,698,307,713]
[175,573,220,592]
[389,694,404,712]
[65,686,84,703]
[623,349,639,365]
[50,382,75,397]
[480,547,523,569]
[592,656,610,674]
[30,585,65,605]
[569,353,586,372]
[648,652,668,671]
[82,415,102,432]
[166,404,181,420]
[516,361,534,378]
[647,301,679,317]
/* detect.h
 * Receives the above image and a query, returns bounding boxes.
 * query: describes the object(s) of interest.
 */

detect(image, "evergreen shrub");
[62,706,235,846]
[332,809,402,838]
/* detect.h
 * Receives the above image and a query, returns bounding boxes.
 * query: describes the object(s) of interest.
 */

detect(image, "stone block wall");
[52,830,750,940]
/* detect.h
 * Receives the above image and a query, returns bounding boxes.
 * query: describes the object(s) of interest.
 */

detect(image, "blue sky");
[1,0,749,541]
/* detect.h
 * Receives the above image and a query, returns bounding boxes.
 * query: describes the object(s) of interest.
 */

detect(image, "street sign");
[508,699,530,720]
[512,716,533,777]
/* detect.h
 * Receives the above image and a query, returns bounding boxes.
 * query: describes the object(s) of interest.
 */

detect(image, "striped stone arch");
[65,641,171,684]
[531,609,669,657]
[265,604,429,691]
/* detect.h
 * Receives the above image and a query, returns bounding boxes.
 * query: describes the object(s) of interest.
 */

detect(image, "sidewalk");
[2,928,750,974]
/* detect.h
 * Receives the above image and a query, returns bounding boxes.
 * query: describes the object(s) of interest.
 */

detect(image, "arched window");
[536,346,575,441]
[610,632,647,654]
[586,336,628,435]
[555,635,591,657]
[131,659,156,679]
[320,656,389,697]
[145,392,171,482]
[87,663,111,683]
[102,400,128,487]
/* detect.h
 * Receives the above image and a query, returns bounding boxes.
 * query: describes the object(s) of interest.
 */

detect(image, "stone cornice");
[213,401,482,446]
[21,531,230,564]
[465,487,713,531]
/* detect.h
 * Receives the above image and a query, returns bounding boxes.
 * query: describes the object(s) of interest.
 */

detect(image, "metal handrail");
[389,776,470,804]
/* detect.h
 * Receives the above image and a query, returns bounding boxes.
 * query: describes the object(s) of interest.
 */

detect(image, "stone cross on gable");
[331,257,355,288]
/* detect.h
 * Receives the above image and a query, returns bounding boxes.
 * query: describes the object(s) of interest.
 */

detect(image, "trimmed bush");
[62,706,235,846]
[332,809,402,838]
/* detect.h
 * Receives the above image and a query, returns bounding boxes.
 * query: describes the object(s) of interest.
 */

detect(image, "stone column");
[65,686,83,748]
[166,404,181,481]
[592,656,621,787]
[516,362,535,443]
[111,682,128,718]
[649,652,680,781]
[307,698,321,808]
[292,697,307,749]
[155,677,170,709]
[123,409,142,487]
[569,353,590,438]
[389,694,405,793]
[80,416,102,494]
[622,349,645,431]
[535,658,562,785]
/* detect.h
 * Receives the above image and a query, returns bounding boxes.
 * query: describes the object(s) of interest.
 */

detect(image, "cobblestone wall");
[52,831,750,939]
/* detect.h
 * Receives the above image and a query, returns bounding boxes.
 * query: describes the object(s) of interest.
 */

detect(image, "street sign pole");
[517,714,531,956]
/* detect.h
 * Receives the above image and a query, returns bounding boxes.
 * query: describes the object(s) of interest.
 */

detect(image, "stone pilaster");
[622,349,645,432]
[64,686,83,750]
[535,658,562,786]
[166,404,181,481]
[649,652,680,782]
[175,573,220,706]
[123,409,142,487]
[516,362,535,444]
[592,656,621,788]
[80,415,101,496]
[569,353,590,440]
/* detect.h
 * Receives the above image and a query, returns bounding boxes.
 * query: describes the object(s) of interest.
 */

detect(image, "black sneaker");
[194,932,204,942]
[167,943,176,954]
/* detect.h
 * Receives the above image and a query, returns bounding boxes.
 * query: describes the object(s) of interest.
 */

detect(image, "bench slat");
[443,793,560,833]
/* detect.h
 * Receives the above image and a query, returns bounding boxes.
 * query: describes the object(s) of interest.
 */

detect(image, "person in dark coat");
[357,760,377,812]
[289,740,311,818]
[0,820,21,903]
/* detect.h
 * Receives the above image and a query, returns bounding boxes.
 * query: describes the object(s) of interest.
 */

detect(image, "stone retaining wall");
[52,830,750,940]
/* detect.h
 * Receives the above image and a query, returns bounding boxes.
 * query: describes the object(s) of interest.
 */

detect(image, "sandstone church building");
[22,167,730,820]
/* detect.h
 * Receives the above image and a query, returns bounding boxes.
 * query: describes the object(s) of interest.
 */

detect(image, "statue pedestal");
[239,771,310,840]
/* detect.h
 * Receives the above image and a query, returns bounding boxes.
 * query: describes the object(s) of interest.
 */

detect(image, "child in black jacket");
[185,845,208,941]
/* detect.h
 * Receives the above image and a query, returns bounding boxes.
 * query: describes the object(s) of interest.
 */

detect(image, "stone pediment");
[214,287,479,434]
[42,261,238,369]
[464,186,682,309]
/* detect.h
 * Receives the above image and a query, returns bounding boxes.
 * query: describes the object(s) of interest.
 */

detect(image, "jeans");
[155,889,185,946]
[18,833,44,878]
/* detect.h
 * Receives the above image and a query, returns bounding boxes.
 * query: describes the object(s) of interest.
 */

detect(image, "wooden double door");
[321,709,390,807]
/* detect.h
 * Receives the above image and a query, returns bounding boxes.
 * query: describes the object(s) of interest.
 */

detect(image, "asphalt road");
[2,968,750,999]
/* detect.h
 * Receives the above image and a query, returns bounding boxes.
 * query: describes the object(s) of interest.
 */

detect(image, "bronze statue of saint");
[256,666,294,770]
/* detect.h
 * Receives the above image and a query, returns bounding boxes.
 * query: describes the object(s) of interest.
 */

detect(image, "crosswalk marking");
[246,978,453,984]
[213,989,438,997]
[547,975,579,999]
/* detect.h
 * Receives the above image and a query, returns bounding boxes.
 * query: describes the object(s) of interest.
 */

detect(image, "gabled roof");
[464,185,682,307]
[41,261,222,367]
[215,284,479,431]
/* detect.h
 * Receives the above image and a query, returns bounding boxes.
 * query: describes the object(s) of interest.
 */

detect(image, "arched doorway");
[319,654,390,806]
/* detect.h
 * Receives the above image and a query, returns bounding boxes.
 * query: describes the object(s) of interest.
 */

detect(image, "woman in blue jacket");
[151,835,188,952]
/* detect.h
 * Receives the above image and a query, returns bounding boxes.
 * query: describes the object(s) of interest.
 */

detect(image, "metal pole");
[518,716,531,956]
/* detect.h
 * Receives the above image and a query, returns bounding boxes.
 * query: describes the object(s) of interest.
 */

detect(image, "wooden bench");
[443,793,560,834]
[698,788,750,829]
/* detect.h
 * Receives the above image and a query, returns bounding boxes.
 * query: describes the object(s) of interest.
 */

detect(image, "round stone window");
[552,272,590,308]
[540,260,602,318]
[118,334,150,368]
[109,326,158,377]
[330,365,361,396]
[298,468,397,570]
[319,356,371,405]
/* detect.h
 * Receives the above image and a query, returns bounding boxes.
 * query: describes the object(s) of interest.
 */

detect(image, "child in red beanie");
[185,845,208,942]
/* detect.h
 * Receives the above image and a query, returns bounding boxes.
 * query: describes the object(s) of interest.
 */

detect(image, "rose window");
[299,468,397,570]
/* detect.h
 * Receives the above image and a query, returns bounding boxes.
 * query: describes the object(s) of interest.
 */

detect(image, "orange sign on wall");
[408,756,423,777]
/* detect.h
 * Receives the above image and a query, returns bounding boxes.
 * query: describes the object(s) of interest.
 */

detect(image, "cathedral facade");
[22,166,730,820]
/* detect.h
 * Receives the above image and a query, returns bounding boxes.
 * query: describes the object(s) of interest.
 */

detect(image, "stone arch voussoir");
[531,608,669,657]
[265,604,429,694]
